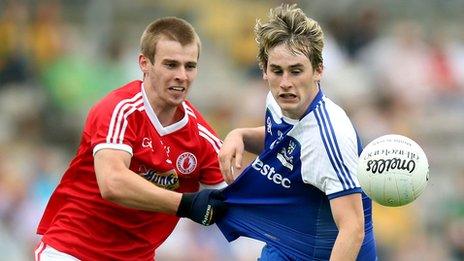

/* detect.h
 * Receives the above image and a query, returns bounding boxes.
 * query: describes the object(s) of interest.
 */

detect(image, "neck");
[155,105,183,126]
[143,81,184,127]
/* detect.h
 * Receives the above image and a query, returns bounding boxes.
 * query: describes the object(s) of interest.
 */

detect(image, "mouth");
[168,86,186,92]
[279,93,297,100]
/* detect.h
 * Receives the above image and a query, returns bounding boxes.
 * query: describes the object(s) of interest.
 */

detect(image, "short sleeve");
[88,93,143,156]
[300,100,362,199]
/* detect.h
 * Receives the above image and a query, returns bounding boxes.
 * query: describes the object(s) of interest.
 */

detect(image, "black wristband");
[176,193,194,217]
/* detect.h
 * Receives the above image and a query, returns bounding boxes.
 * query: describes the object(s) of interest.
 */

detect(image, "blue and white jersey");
[216,89,376,260]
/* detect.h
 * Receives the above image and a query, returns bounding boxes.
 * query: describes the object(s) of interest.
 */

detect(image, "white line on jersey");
[183,102,197,118]
[199,132,220,153]
[117,100,145,143]
[106,92,143,144]
[198,124,222,148]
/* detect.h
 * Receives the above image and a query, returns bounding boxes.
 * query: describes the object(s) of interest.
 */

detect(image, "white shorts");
[34,241,80,261]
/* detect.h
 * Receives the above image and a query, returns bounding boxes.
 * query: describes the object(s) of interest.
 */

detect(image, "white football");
[357,134,429,207]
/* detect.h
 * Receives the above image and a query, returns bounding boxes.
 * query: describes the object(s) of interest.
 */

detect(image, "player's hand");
[176,189,226,226]
[218,129,244,184]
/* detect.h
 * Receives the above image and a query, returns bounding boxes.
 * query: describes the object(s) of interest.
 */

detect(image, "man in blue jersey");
[216,4,377,261]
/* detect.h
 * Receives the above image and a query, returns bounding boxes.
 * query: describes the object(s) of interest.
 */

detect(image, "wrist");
[242,127,263,154]
[176,193,193,217]
[230,128,245,139]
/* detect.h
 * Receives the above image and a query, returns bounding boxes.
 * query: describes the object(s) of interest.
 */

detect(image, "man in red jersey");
[35,17,227,260]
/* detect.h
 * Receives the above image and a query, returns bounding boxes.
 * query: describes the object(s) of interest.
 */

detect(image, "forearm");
[330,228,364,261]
[102,168,181,214]
[94,150,181,214]
[329,193,365,261]
[239,126,265,154]
[97,163,225,226]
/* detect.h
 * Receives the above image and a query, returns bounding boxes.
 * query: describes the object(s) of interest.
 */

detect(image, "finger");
[226,155,237,184]
[227,165,235,184]
[218,153,230,176]
[219,155,234,184]
[225,167,234,184]
[218,158,228,177]
[234,147,244,170]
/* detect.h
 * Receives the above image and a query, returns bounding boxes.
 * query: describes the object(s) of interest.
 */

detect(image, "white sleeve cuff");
[93,143,133,156]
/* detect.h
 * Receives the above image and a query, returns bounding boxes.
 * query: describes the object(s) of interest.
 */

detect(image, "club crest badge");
[176,152,197,175]
[277,140,295,171]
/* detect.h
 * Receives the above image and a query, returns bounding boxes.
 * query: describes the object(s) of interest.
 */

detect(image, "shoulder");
[312,97,355,137]
[182,100,214,130]
[182,100,204,119]
[320,97,351,123]
[310,97,358,159]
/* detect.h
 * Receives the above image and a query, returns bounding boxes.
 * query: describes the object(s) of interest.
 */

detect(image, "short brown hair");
[255,4,324,71]
[140,17,201,64]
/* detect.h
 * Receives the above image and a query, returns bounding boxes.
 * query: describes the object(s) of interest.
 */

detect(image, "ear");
[262,71,268,80]
[313,63,323,82]
[138,54,150,74]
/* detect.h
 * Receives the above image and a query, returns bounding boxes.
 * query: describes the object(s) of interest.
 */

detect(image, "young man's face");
[264,44,322,119]
[140,37,198,110]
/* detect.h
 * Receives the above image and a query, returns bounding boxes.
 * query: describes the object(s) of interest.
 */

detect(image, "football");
[357,134,429,207]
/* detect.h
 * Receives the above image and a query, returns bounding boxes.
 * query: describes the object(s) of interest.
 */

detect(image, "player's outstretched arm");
[218,126,265,183]
[94,149,181,214]
[329,193,365,261]
[94,149,226,225]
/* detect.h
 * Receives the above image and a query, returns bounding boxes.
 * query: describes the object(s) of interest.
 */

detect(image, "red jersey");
[37,80,224,260]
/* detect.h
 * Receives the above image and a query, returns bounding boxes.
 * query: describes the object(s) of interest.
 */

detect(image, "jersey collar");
[141,82,189,136]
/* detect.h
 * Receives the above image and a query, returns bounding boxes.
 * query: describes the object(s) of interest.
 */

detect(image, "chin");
[281,105,303,118]
[169,95,186,104]
[278,102,297,111]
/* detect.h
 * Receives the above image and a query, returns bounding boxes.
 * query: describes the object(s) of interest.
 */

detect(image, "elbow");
[340,219,365,245]
[100,187,116,201]
[351,213,365,244]
[98,174,124,202]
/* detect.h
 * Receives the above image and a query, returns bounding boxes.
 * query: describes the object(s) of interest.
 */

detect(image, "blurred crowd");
[1,0,463,260]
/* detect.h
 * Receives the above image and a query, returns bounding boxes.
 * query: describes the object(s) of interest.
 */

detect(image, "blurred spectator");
[327,5,382,59]
[29,0,64,74]
[427,30,464,99]
[444,168,464,261]
[0,1,31,85]
[359,20,433,108]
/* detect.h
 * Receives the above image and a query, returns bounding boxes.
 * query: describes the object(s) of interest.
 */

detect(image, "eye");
[186,64,197,70]
[164,62,177,69]
[291,70,302,75]
[272,69,283,75]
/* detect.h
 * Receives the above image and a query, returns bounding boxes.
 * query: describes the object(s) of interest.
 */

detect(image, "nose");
[175,67,188,82]
[279,73,292,89]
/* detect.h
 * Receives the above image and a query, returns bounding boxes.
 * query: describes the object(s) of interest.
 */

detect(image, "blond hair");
[255,4,324,71]
[140,17,201,64]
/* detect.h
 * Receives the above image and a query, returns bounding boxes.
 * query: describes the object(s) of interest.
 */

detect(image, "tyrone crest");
[176,152,197,175]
